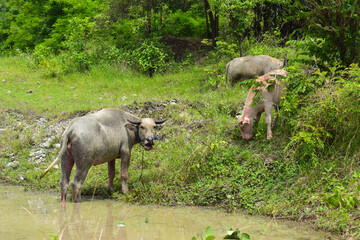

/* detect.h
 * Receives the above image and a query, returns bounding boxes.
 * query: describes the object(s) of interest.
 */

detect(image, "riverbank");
[1,56,359,238]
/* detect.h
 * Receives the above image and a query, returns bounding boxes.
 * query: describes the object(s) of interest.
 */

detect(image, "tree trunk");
[263,1,272,32]
[145,0,152,37]
[203,0,218,46]
[253,2,262,40]
[204,2,211,38]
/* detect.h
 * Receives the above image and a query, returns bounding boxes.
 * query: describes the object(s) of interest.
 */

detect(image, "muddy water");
[0,185,334,240]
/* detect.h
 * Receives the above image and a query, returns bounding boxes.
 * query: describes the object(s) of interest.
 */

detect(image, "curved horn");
[127,118,141,125]
[155,119,167,124]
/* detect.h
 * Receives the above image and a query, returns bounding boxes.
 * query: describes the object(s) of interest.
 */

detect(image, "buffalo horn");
[155,119,167,124]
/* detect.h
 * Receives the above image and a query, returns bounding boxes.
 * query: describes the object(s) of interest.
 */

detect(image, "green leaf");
[116,220,125,227]
[224,231,240,239]
[240,233,250,240]
[205,226,213,236]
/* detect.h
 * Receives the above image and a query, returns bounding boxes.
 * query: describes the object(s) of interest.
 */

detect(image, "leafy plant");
[324,173,360,211]
[224,226,250,240]
[294,0,360,66]
[132,40,172,76]
[192,226,251,240]
[116,220,125,227]
[192,226,215,240]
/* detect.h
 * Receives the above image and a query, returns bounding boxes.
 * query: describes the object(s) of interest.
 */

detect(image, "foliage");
[215,0,254,56]
[282,64,360,165]
[323,173,360,211]
[192,226,250,240]
[224,226,250,240]
[132,39,172,76]
[161,10,206,38]
[193,226,215,240]
[290,0,360,66]
[1,0,358,72]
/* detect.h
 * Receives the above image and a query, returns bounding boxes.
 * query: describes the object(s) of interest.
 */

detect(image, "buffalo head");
[126,118,167,150]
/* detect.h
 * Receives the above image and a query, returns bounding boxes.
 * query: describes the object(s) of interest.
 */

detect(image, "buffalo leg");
[272,106,280,129]
[60,143,74,203]
[120,150,131,193]
[254,112,262,131]
[265,106,273,139]
[107,159,116,192]
[71,164,92,203]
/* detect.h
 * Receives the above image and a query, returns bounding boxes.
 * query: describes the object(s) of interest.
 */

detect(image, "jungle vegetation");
[0,0,360,237]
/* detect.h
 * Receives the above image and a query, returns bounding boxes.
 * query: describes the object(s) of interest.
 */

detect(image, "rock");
[7,162,17,168]
[41,136,55,148]
[26,90,33,93]
[17,174,25,181]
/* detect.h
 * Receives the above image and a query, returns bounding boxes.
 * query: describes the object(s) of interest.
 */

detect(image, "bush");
[282,64,360,165]
[161,10,206,38]
[132,40,173,76]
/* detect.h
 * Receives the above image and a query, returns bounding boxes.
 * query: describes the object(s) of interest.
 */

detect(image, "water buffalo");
[40,108,166,203]
[237,69,288,140]
[226,55,287,85]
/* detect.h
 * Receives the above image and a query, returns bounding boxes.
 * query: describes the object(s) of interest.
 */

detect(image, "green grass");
[1,56,360,238]
[0,56,245,117]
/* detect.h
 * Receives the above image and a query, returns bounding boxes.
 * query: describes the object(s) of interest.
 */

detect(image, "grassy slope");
[0,56,357,237]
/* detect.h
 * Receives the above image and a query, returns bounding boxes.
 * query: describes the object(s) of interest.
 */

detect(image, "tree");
[217,0,253,56]
[144,0,152,36]
[203,0,219,46]
[298,0,360,66]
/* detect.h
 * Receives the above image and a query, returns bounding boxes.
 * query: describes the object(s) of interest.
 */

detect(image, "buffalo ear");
[236,115,243,124]
[125,123,137,131]
[243,117,250,124]
[155,119,167,125]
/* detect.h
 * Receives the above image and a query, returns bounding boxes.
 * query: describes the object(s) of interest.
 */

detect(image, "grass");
[0,56,245,117]
[1,55,360,238]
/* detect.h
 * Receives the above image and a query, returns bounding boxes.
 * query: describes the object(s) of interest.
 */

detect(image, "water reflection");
[59,203,125,239]
[0,185,335,240]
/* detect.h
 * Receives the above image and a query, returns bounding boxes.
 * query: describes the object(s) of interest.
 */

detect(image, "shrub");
[282,64,360,164]
[132,40,172,76]
[161,10,205,38]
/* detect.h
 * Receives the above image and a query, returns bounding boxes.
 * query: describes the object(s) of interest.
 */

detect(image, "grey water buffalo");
[40,108,166,203]
[226,55,287,85]
[237,69,288,140]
